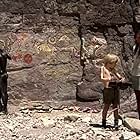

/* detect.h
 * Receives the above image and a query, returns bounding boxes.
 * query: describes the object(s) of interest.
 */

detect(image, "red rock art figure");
[23,53,32,64]
[11,52,22,62]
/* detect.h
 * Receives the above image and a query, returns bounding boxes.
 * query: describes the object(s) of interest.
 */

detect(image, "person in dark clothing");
[131,30,140,119]
[0,48,11,113]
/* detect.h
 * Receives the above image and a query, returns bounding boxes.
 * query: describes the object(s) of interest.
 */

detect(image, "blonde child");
[101,54,124,129]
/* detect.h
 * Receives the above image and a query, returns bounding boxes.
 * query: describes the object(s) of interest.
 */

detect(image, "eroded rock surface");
[0,104,139,140]
[0,0,138,106]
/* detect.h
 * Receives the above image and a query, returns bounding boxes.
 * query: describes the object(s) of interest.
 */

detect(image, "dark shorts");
[103,87,120,105]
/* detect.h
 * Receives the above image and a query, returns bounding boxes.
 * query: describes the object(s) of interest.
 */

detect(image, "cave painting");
[23,53,33,64]
[59,35,71,42]
[16,33,28,43]
[48,36,56,45]
[91,36,107,58]
[0,30,80,65]
[11,52,22,62]
[0,33,33,64]
[80,36,108,68]
[11,52,33,64]
[36,43,54,56]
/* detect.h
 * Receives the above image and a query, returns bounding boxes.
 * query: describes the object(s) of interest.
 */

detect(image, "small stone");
[82,117,92,123]
[79,134,87,140]
[121,131,137,140]
[130,135,140,140]
[64,114,81,122]
[65,124,74,129]
[66,136,73,140]
[123,117,140,135]
[41,117,56,127]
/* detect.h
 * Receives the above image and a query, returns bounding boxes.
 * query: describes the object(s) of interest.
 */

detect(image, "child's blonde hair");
[103,54,119,65]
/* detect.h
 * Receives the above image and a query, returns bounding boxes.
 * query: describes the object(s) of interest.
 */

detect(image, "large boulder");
[123,117,140,135]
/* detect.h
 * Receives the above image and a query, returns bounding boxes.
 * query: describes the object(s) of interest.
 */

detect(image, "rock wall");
[0,0,139,102]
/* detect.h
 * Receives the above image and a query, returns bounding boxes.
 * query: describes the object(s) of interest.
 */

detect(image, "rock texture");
[0,0,139,104]
[0,104,138,140]
[123,117,140,135]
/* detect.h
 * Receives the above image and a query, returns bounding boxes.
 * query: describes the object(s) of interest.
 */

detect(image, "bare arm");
[113,70,125,81]
[101,66,111,81]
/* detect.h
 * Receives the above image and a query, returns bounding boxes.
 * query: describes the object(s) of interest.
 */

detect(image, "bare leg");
[102,103,110,128]
[102,104,110,120]
[135,90,140,119]
[112,103,119,129]
[112,104,119,120]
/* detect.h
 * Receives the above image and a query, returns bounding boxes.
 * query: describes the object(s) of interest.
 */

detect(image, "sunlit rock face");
[5,27,82,101]
[0,0,139,103]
